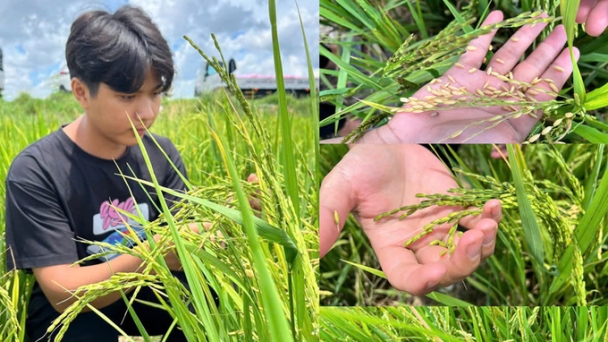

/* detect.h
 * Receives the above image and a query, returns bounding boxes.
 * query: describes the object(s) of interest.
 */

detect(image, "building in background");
[195,58,311,98]
[57,62,72,93]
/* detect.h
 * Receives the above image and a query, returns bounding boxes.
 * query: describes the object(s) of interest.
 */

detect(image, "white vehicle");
[195,58,310,98]
[0,48,4,98]
[57,62,72,92]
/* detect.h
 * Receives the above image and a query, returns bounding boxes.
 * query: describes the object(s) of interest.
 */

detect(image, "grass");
[320,306,608,341]
[320,143,608,307]
[0,27,318,341]
[320,0,608,142]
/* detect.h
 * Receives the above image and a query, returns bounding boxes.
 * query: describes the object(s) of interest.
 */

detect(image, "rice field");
[0,25,320,341]
[320,143,608,307]
[0,88,318,341]
[320,306,608,341]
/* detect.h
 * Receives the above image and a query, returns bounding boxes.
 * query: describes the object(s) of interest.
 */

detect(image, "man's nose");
[135,99,155,120]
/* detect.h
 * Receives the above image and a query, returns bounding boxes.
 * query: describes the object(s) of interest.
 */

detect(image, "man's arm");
[32,231,183,313]
[5,167,172,314]
[33,252,145,313]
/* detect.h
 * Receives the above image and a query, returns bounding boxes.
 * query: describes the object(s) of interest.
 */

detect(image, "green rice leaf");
[583,145,604,210]
[342,260,386,279]
[561,0,586,103]
[584,82,608,110]
[320,44,382,90]
[209,127,294,342]
[443,0,473,33]
[550,156,608,295]
[507,145,545,268]
[572,124,608,143]
[268,0,300,224]
[130,120,217,340]
[426,292,473,306]
[405,0,428,38]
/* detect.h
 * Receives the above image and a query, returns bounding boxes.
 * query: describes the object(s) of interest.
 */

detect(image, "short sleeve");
[4,157,79,272]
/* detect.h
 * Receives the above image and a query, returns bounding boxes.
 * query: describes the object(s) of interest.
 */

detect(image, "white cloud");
[0,0,319,101]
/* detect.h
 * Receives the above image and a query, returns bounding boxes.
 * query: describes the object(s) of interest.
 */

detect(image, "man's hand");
[157,173,262,272]
[577,0,608,36]
[359,11,579,144]
[150,222,225,272]
[226,173,262,215]
[246,173,262,213]
[320,145,502,296]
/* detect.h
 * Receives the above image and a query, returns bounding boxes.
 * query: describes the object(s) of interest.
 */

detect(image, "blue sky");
[0,0,319,101]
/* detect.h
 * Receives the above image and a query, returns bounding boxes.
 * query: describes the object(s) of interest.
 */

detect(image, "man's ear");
[71,78,91,110]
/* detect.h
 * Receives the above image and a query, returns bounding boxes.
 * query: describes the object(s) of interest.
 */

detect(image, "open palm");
[320,145,502,296]
[359,11,579,144]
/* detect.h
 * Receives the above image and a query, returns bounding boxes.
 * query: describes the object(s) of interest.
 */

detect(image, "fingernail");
[483,231,495,247]
[491,205,500,220]
[467,244,481,261]
[426,279,440,290]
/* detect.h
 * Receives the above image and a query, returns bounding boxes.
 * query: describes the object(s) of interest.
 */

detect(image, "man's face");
[84,70,164,147]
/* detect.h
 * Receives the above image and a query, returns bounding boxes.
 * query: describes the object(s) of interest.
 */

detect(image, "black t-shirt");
[4,127,188,327]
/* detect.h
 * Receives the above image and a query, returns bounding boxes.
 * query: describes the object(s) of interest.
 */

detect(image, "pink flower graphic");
[99,197,136,230]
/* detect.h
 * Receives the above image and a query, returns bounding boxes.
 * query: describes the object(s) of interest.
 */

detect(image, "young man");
[4,5,212,341]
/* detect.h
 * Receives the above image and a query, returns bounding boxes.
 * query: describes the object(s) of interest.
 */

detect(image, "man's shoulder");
[7,130,65,182]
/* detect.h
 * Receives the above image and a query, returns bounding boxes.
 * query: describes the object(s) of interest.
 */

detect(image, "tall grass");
[320,306,608,341]
[0,47,318,341]
[320,144,608,306]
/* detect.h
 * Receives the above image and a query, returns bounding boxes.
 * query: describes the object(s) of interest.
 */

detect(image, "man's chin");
[121,136,143,147]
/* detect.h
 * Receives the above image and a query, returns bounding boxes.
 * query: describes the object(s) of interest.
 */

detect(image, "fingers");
[215,230,227,249]
[358,122,403,144]
[585,0,608,36]
[472,218,498,261]
[577,0,596,23]
[577,0,608,36]
[510,47,580,136]
[247,173,258,183]
[374,245,447,296]
[459,199,502,228]
[457,11,504,69]
[449,217,498,262]
[401,216,498,292]
[512,25,567,83]
[442,228,485,282]
[246,173,262,212]
[530,47,580,103]
[488,12,549,75]
[411,228,487,288]
[321,137,346,144]
[490,145,508,159]
[320,167,357,258]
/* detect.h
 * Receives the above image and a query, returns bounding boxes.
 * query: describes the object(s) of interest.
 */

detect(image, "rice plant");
[320,0,608,143]
[320,143,608,306]
[320,306,608,341]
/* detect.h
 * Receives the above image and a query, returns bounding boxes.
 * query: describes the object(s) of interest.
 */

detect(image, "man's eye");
[121,95,135,100]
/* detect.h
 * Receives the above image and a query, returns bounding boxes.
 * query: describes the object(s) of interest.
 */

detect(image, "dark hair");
[65,5,174,97]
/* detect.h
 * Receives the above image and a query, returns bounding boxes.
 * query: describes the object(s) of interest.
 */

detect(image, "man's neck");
[63,115,128,160]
